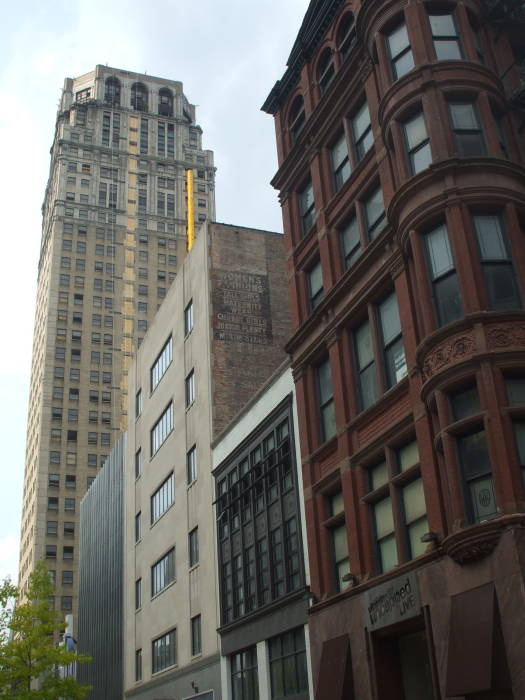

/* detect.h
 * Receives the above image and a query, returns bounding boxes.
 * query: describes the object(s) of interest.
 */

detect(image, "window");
[151,548,175,596]
[185,370,195,407]
[135,512,141,543]
[352,101,373,161]
[329,504,350,592]
[191,615,202,656]
[366,441,427,573]
[151,473,174,524]
[48,497,59,511]
[47,521,58,536]
[231,647,258,700]
[152,629,176,673]
[473,214,521,311]
[135,449,142,479]
[61,596,73,611]
[354,292,407,410]
[151,336,172,391]
[364,186,386,239]
[337,12,356,61]
[424,223,463,326]
[184,300,194,335]
[316,359,336,441]
[269,628,308,699]
[135,649,142,682]
[429,13,462,60]
[457,430,496,523]
[64,522,75,537]
[189,528,199,567]
[330,133,350,191]
[62,571,73,585]
[448,101,486,156]
[187,445,197,484]
[63,546,74,560]
[46,545,57,559]
[318,48,335,94]
[48,474,60,488]
[104,77,121,105]
[131,82,148,112]
[299,181,315,235]
[151,402,173,456]
[65,475,76,489]
[135,389,142,419]
[64,498,75,513]
[386,22,415,80]
[403,111,432,174]
[289,96,305,146]
[135,578,142,610]
[307,260,324,310]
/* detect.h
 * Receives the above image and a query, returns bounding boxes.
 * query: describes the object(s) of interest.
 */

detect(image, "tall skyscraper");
[18,66,215,619]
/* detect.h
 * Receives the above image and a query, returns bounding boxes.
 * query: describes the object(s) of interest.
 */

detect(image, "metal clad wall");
[78,433,125,698]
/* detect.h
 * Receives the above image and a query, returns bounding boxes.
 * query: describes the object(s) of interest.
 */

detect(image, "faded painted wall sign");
[212,270,272,345]
[364,572,421,630]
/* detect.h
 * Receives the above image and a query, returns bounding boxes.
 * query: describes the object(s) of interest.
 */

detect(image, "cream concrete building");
[18,65,215,620]
[124,221,290,699]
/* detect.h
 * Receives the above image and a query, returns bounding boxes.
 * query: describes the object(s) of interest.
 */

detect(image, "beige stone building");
[18,65,215,619]
[124,221,290,698]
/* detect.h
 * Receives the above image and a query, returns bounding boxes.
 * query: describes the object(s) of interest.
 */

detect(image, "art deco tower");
[18,66,215,619]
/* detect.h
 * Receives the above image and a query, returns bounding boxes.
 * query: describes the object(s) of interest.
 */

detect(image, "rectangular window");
[135,512,141,543]
[308,260,324,310]
[425,223,463,325]
[189,527,199,567]
[352,101,373,160]
[316,359,336,441]
[364,186,386,239]
[473,214,521,311]
[151,548,175,596]
[135,649,142,682]
[387,23,415,80]
[151,472,174,524]
[331,521,350,592]
[269,628,308,699]
[151,336,172,391]
[403,112,432,174]
[150,402,173,456]
[231,647,258,700]
[429,13,462,60]
[378,292,407,388]
[457,430,496,523]
[341,216,361,269]
[135,448,142,479]
[184,300,194,335]
[152,629,176,673]
[185,370,195,407]
[135,578,142,610]
[187,445,197,484]
[330,132,350,191]
[191,615,202,656]
[449,101,486,156]
[299,180,315,235]
[355,320,378,410]
[135,389,142,418]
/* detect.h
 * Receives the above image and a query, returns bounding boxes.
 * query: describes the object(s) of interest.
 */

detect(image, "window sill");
[151,579,176,602]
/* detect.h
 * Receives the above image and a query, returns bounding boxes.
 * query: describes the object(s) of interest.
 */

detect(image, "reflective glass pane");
[379,293,401,345]
[336,558,351,591]
[484,265,521,311]
[374,497,394,538]
[426,225,454,279]
[321,401,336,441]
[371,461,388,490]
[300,182,314,214]
[394,51,415,79]
[474,215,507,260]
[506,379,525,407]
[450,103,478,130]
[360,363,378,409]
[429,14,457,36]
[379,534,398,571]
[412,142,432,174]
[353,102,371,141]
[451,386,480,420]
[408,517,428,559]
[342,217,361,267]
[435,273,463,325]
[470,476,497,522]
[435,40,462,60]
[365,188,385,234]
[402,479,426,522]
[333,524,348,561]
[317,360,333,404]
[309,261,323,298]
[404,113,427,151]
[513,422,525,464]
[458,431,491,479]
[329,491,344,516]
[331,133,348,170]
[388,23,410,56]
[356,321,373,368]
[399,441,419,472]
[386,337,407,386]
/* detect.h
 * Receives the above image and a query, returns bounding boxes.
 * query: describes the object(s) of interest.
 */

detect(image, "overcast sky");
[0,0,308,583]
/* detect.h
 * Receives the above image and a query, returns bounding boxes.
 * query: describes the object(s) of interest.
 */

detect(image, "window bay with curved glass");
[424,224,463,326]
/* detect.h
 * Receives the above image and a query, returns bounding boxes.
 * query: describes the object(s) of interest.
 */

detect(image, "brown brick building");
[263,0,525,697]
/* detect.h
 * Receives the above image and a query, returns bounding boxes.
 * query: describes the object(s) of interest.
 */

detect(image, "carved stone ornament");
[441,515,525,565]
[422,333,476,380]
[487,324,525,349]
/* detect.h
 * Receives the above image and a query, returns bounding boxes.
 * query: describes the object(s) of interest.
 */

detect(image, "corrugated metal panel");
[77,433,125,699]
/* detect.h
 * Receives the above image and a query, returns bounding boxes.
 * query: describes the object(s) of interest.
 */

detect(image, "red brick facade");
[264,0,525,696]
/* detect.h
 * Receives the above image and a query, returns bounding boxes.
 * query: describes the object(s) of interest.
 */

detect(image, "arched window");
[318,48,335,95]
[158,88,173,117]
[131,83,148,112]
[337,13,356,61]
[289,96,305,146]
[104,77,121,106]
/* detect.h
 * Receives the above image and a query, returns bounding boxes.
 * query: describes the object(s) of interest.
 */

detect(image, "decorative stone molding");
[421,332,476,380]
[442,514,525,565]
[486,324,525,349]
